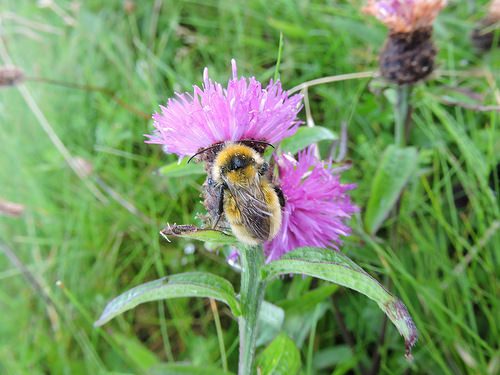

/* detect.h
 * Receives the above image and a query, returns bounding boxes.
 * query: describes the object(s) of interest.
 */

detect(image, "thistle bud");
[380,27,436,84]
[0,199,25,217]
[0,66,24,87]
[363,0,447,85]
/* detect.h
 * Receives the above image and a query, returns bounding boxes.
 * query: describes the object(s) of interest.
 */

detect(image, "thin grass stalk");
[210,298,228,372]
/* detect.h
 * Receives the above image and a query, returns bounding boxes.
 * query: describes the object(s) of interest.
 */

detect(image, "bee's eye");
[230,155,248,170]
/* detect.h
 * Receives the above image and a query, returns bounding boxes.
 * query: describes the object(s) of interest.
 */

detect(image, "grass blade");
[364,145,418,234]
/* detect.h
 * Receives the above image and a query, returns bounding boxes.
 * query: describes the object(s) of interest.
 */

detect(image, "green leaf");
[256,300,285,347]
[262,247,418,357]
[148,363,234,375]
[280,126,337,155]
[364,145,418,234]
[111,333,159,369]
[158,158,206,178]
[256,333,301,375]
[161,224,238,246]
[95,272,241,326]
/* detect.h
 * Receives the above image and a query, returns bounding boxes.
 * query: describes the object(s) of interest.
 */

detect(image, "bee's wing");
[226,180,272,242]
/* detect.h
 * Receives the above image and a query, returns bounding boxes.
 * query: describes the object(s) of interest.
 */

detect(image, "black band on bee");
[274,186,286,208]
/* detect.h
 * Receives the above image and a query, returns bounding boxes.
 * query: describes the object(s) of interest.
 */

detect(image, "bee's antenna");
[240,140,275,149]
[187,143,224,164]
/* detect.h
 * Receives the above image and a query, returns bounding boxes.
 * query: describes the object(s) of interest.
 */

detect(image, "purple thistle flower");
[146,60,303,157]
[264,147,358,262]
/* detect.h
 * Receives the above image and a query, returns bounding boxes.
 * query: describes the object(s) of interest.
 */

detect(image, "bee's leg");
[213,185,225,229]
[274,186,286,208]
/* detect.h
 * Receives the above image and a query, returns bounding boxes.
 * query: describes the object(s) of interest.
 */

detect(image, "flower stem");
[238,246,265,375]
[394,84,412,147]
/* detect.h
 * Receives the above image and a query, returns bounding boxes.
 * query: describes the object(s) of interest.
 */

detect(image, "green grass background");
[0,0,498,374]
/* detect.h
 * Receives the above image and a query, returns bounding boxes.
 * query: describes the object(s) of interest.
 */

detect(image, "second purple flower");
[264,147,358,262]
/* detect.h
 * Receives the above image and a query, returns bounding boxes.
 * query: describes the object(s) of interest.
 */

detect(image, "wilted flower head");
[364,0,447,33]
[471,0,500,51]
[146,60,302,158]
[264,147,358,262]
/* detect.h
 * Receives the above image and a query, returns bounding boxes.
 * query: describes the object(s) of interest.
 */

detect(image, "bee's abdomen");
[224,194,266,245]
[223,182,282,245]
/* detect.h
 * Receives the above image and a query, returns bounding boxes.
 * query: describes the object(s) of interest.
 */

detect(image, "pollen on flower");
[363,0,447,33]
[146,60,303,158]
[264,147,358,262]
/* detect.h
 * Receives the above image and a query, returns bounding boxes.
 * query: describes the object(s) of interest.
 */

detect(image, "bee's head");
[213,144,264,184]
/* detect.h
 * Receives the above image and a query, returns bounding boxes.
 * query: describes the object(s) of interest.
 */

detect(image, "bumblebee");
[206,142,285,245]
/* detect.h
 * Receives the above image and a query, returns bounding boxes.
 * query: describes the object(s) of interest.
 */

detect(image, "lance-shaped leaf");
[364,145,418,234]
[280,126,337,155]
[95,272,241,327]
[262,247,418,358]
[161,224,238,246]
[158,158,206,178]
